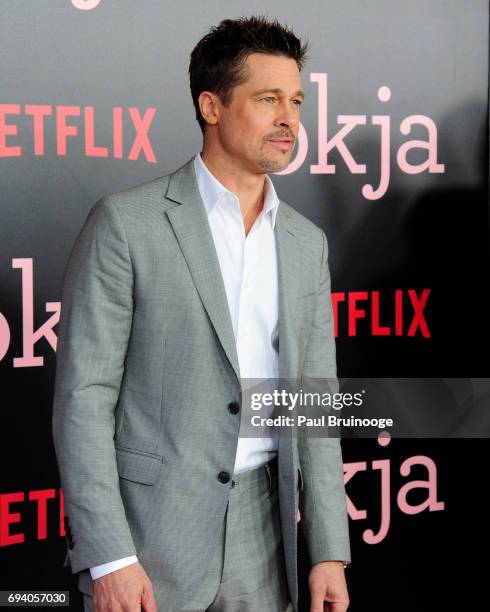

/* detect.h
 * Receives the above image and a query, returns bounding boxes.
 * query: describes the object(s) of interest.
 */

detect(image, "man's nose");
[274,101,299,129]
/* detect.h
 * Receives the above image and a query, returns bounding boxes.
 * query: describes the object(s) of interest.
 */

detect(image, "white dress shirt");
[90,152,281,579]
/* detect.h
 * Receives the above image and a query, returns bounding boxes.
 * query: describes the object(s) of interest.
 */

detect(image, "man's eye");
[292,99,302,107]
[261,97,276,103]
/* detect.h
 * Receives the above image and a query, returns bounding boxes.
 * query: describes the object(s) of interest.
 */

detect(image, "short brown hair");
[189,15,309,133]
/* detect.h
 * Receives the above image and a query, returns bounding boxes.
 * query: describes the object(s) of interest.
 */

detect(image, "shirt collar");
[193,152,280,229]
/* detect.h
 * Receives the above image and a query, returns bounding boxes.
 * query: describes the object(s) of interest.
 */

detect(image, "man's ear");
[198,91,220,127]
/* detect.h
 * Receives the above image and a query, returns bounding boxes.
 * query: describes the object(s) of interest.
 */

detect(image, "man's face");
[213,53,304,173]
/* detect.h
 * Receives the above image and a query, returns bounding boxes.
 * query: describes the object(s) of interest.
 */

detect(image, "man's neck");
[200,148,266,235]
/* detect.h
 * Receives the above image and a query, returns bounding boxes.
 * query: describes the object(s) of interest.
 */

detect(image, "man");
[52,15,351,612]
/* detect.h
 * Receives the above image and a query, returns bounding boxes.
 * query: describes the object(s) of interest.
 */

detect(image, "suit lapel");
[165,158,241,382]
[275,205,303,380]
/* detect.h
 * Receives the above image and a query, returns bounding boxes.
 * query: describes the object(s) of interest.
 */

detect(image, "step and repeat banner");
[1,1,488,610]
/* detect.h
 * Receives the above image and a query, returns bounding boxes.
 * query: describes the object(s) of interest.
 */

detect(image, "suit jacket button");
[227,401,239,415]
[217,471,230,484]
[68,541,75,549]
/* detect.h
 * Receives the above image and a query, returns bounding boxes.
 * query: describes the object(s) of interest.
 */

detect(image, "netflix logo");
[332,289,431,338]
[0,488,66,546]
[0,105,157,162]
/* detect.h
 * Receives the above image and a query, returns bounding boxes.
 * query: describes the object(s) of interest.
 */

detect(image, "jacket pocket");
[115,445,165,485]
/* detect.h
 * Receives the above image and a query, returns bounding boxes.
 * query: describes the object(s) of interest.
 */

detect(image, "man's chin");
[257,155,291,173]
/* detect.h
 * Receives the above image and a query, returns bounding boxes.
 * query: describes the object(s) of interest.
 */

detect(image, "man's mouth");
[267,139,294,151]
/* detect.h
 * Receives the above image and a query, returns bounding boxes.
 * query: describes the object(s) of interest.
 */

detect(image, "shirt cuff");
[89,556,138,580]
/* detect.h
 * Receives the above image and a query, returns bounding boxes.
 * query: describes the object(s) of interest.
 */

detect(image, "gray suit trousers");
[83,457,293,612]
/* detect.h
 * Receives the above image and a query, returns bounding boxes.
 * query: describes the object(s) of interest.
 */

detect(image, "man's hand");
[309,560,349,612]
[92,561,157,611]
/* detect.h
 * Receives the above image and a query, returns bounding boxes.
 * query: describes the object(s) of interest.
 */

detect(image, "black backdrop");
[0,1,489,610]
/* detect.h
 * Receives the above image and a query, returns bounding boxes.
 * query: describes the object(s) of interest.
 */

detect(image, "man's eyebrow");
[251,87,305,99]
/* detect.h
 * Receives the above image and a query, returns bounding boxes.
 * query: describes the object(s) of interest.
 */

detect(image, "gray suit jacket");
[52,156,351,611]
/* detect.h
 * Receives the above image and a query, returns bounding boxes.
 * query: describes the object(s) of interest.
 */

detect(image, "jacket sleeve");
[297,228,352,566]
[52,197,137,573]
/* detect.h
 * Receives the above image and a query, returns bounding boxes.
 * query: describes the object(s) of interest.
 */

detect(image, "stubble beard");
[257,150,294,172]
[257,138,296,172]
[257,156,289,172]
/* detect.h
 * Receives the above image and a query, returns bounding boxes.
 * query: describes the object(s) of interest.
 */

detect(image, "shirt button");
[218,471,230,484]
[228,401,240,415]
